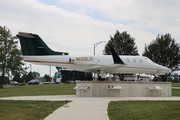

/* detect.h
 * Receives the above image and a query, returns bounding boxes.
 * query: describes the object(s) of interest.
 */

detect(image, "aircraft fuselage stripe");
[24,60,159,70]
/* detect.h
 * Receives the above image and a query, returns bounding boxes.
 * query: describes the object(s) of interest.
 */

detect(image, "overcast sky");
[1,0,180,77]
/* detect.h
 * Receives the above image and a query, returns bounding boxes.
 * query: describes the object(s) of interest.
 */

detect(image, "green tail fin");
[17,32,68,56]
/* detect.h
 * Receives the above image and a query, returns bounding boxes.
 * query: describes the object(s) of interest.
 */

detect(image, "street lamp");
[49,66,51,77]
[93,41,106,55]
[29,64,32,72]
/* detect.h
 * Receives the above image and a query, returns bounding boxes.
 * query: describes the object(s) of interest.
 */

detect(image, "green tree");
[44,74,51,82]
[103,30,139,80]
[20,73,27,83]
[0,26,26,88]
[32,71,40,79]
[85,72,93,81]
[26,71,34,83]
[74,71,86,80]
[142,33,180,81]
[61,70,72,82]
[13,73,21,82]
[0,76,9,84]
[103,30,139,55]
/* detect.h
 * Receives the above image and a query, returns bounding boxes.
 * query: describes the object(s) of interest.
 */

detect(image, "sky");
[1,0,180,77]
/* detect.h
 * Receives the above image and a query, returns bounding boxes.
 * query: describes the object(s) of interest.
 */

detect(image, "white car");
[10,81,19,85]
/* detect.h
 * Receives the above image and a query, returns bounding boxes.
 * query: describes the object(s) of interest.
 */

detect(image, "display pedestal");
[74,81,171,97]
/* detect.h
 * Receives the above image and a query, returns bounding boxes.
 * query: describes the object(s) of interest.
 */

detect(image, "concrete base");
[75,81,172,97]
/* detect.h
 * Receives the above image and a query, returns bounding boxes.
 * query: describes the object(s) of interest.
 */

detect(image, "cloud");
[2,0,179,55]
[1,0,180,76]
[57,0,180,40]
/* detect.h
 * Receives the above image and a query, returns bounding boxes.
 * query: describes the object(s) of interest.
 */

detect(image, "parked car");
[10,81,19,85]
[44,82,50,84]
[28,79,39,85]
[65,80,76,84]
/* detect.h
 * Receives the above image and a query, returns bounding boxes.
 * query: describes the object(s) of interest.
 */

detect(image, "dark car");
[28,79,39,85]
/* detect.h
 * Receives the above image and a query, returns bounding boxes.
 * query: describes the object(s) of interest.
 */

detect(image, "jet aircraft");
[16,32,171,79]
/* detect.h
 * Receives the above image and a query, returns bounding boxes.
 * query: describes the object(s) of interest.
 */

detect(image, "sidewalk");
[45,101,109,120]
[172,87,180,89]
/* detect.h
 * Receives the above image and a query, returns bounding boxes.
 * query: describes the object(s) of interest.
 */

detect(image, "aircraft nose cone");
[158,66,171,75]
[162,67,171,74]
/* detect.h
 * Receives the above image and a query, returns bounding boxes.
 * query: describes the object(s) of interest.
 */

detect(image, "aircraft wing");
[90,64,125,72]
[88,48,126,72]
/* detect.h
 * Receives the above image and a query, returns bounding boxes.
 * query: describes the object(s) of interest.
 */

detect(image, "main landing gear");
[97,70,106,81]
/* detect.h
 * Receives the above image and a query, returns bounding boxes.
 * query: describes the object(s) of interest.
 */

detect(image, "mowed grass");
[0,100,65,120]
[1,83,180,120]
[172,89,180,96]
[108,83,180,120]
[172,82,180,87]
[108,101,180,120]
[1,83,180,97]
[0,84,76,97]
[172,83,180,96]
[0,84,74,120]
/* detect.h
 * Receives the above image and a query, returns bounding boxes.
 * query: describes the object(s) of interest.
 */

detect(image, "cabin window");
[133,59,136,63]
[126,59,130,63]
[139,59,142,63]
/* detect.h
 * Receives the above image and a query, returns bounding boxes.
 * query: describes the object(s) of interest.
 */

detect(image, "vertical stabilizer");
[17,32,68,56]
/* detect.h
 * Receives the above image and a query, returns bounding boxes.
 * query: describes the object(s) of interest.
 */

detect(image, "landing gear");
[97,70,106,81]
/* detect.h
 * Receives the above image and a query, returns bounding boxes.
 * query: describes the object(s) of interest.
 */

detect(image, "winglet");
[110,48,124,64]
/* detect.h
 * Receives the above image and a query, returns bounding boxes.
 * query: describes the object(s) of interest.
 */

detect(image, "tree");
[142,33,180,81]
[103,30,139,80]
[85,72,93,81]
[0,26,26,88]
[61,70,73,82]
[32,71,40,79]
[20,73,27,83]
[0,76,9,84]
[103,30,139,55]
[26,71,34,82]
[13,73,21,82]
[44,74,51,82]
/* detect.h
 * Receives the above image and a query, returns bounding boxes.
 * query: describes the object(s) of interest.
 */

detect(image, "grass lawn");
[172,89,180,96]
[172,82,180,87]
[0,84,76,97]
[0,100,65,120]
[0,84,74,120]
[172,83,180,96]
[1,83,180,120]
[108,101,180,120]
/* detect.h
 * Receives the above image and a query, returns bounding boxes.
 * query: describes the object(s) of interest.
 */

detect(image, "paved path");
[45,101,109,120]
[172,87,180,89]
[1,95,180,120]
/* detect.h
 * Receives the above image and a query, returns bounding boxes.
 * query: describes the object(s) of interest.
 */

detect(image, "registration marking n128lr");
[75,57,94,61]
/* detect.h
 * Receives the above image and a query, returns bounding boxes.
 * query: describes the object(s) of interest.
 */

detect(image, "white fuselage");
[23,55,171,75]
